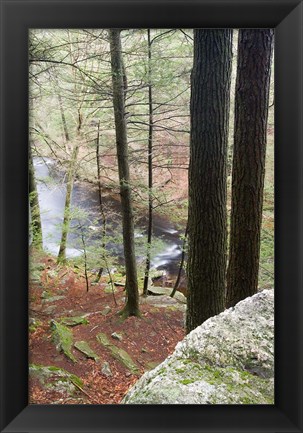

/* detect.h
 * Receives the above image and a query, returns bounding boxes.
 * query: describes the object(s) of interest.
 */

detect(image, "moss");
[180,378,195,385]
[50,320,76,362]
[29,364,83,391]
[175,368,186,374]
[59,316,89,327]
[74,341,99,361]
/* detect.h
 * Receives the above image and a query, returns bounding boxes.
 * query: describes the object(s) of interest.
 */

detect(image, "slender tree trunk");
[109,29,140,317]
[96,121,107,255]
[58,91,70,143]
[186,29,232,333]
[53,73,70,144]
[57,143,79,263]
[226,29,274,308]
[143,29,154,297]
[170,222,188,298]
[95,122,116,304]
[29,146,43,248]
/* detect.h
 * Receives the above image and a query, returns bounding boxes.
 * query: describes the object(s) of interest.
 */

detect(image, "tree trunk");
[57,143,79,263]
[226,29,274,308]
[143,29,154,297]
[186,29,232,333]
[170,222,188,298]
[29,146,43,248]
[58,91,70,143]
[109,29,140,317]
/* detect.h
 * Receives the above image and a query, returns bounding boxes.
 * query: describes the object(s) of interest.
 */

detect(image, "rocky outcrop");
[123,289,274,404]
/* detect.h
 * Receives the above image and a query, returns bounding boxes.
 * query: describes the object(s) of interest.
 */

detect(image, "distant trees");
[186,29,233,333]
[109,29,140,317]
[226,29,274,308]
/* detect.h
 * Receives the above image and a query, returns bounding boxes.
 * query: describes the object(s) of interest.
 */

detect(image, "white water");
[33,157,184,274]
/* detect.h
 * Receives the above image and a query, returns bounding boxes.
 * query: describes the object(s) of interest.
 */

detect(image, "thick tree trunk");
[29,146,43,248]
[186,29,232,333]
[226,29,274,308]
[143,29,154,297]
[109,29,140,317]
[57,143,79,263]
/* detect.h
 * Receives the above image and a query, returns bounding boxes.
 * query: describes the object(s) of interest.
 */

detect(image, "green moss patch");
[74,341,99,361]
[50,320,76,362]
[60,316,89,327]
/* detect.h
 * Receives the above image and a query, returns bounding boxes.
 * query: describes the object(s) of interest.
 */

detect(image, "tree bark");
[57,143,79,263]
[58,91,70,143]
[186,29,232,333]
[226,29,274,308]
[143,29,154,297]
[170,222,188,298]
[109,29,140,317]
[29,146,43,248]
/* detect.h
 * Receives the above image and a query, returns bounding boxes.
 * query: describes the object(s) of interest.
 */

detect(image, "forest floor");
[29,249,185,405]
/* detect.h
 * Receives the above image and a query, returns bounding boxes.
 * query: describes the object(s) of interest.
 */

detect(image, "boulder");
[123,289,274,404]
[29,364,83,395]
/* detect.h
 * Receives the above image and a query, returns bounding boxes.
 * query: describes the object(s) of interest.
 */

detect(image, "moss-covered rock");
[74,341,99,361]
[96,332,139,374]
[50,320,76,362]
[60,316,89,326]
[29,318,42,333]
[123,289,274,404]
[29,364,83,395]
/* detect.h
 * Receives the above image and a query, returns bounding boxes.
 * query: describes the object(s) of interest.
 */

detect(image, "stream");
[33,157,185,279]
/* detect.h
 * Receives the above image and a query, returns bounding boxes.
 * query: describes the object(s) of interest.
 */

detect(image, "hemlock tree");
[143,29,154,297]
[186,29,233,333]
[109,29,140,317]
[226,29,274,308]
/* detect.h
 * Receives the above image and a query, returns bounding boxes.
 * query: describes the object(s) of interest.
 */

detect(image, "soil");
[29,251,185,405]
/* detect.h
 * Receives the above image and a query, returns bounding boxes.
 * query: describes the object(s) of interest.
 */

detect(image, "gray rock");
[101,361,113,377]
[148,286,186,304]
[101,306,112,316]
[29,364,83,395]
[141,294,186,312]
[123,289,274,405]
[111,332,123,341]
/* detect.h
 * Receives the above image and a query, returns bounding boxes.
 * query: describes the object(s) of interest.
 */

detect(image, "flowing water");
[33,157,185,279]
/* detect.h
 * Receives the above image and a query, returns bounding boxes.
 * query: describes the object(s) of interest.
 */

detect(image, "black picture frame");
[0,0,302,432]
